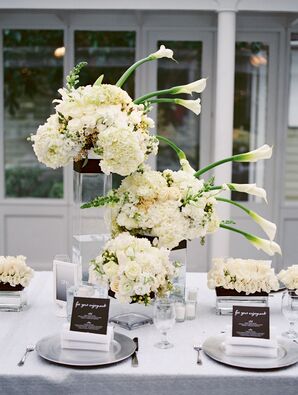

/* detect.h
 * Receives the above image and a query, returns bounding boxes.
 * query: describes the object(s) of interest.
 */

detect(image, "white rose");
[103,261,119,279]
[110,278,120,293]
[119,278,134,296]
[124,261,141,280]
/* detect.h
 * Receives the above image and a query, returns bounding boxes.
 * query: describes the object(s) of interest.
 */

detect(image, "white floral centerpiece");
[89,233,177,304]
[30,44,282,256]
[208,257,279,295]
[28,46,208,177]
[0,255,34,289]
[83,143,281,256]
[278,265,298,295]
[29,44,282,304]
[83,161,220,250]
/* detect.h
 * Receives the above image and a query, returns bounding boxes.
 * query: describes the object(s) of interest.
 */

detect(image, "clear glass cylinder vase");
[72,158,112,281]
[170,240,187,300]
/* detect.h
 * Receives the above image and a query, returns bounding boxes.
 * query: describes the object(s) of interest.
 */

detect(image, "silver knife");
[131,337,139,367]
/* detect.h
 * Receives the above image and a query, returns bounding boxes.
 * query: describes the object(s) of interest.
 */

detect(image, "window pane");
[232,42,268,201]
[74,31,136,97]
[285,33,298,201]
[4,30,64,198]
[156,41,202,171]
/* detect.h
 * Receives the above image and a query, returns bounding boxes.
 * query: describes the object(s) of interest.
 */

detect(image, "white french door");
[229,31,283,269]
[143,29,215,271]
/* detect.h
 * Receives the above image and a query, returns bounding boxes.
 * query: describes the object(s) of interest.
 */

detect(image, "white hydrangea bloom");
[109,165,220,249]
[31,114,81,169]
[30,84,157,175]
[90,233,175,304]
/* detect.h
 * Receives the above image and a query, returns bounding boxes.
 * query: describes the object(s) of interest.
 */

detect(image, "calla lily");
[216,197,276,240]
[174,78,207,95]
[234,145,272,162]
[246,235,282,256]
[150,45,174,60]
[248,211,277,241]
[194,144,273,178]
[175,98,201,115]
[220,224,282,256]
[227,183,268,203]
[117,45,174,88]
[180,158,196,175]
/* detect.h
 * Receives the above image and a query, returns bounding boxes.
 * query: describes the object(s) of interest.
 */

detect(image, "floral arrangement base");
[0,287,27,312]
[0,282,24,292]
[215,287,268,316]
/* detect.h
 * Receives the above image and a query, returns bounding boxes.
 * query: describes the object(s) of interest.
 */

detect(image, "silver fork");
[193,345,202,365]
[18,344,35,366]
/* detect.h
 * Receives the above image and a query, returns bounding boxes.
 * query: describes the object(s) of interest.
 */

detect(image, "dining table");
[0,271,297,395]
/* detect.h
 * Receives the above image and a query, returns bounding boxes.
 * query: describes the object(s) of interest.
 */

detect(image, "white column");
[210,7,237,260]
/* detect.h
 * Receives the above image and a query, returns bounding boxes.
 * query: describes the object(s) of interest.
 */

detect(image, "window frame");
[0,13,68,205]
[144,28,215,171]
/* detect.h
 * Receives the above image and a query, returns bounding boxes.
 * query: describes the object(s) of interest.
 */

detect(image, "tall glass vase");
[72,158,112,281]
[170,240,187,300]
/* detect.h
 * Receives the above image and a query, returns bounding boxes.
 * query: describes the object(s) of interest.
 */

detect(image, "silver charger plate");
[36,332,136,367]
[203,334,298,370]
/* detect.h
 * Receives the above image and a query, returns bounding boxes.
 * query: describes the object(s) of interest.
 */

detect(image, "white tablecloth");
[0,272,297,395]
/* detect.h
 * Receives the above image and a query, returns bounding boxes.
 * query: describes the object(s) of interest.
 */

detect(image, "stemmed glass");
[281,290,298,339]
[153,298,176,349]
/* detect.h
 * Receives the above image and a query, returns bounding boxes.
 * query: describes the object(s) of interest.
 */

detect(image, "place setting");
[202,304,298,370]
[36,293,137,368]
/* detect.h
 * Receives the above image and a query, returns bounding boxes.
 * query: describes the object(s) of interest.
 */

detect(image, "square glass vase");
[72,158,112,281]
[215,287,269,316]
[0,283,27,312]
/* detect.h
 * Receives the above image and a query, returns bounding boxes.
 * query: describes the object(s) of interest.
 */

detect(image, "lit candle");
[175,302,186,322]
[77,285,93,297]
[185,301,196,320]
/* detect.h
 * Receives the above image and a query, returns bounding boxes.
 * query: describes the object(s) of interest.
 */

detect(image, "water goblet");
[281,290,298,339]
[153,298,176,349]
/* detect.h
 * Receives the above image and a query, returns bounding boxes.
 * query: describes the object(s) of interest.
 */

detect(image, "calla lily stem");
[220,223,251,238]
[194,154,249,178]
[116,56,153,88]
[216,197,250,214]
[134,88,179,105]
[156,135,186,160]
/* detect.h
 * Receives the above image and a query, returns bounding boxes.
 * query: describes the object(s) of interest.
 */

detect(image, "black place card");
[232,306,270,339]
[70,297,110,335]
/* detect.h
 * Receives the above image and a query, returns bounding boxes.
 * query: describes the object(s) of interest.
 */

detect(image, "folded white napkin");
[225,334,277,348]
[61,339,111,352]
[61,323,114,344]
[224,333,278,359]
[224,344,278,358]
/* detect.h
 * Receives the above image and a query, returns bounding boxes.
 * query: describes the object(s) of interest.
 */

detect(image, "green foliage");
[203,176,215,190]
[5,167,63,198]
[81,192,120,209]
[221,220,237,225]
[4,29,63,116]
[66,62,88,91]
